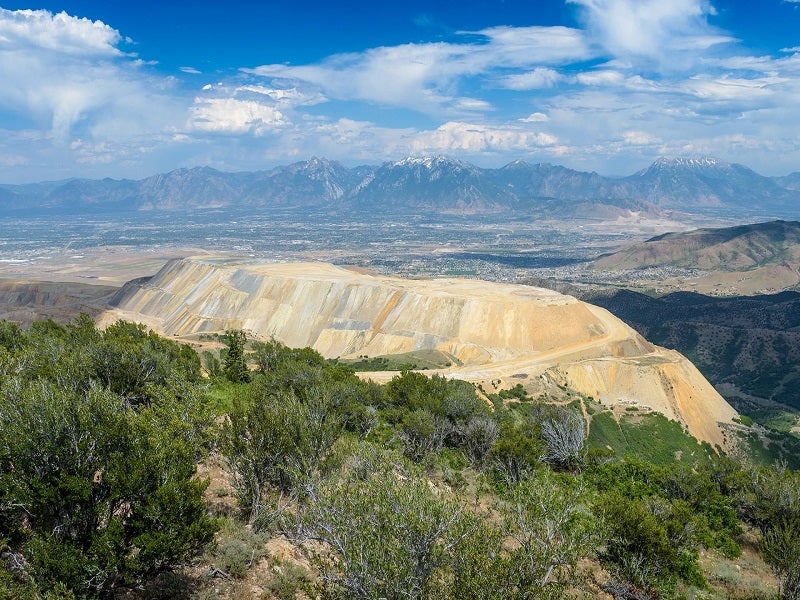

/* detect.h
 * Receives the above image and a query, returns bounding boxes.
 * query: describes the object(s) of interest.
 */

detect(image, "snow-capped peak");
[393,155,467,169]
[651,157,727,169]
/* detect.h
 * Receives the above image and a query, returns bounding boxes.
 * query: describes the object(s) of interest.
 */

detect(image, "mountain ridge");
[2,155,798,217]
[592,219,800,272]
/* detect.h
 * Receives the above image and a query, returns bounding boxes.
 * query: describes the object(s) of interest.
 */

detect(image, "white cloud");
[502,67,563,90]
[248,26,590,116]
[408,121,557,155]
[575,69,626,86]
[472,25,590,67]
[0,8,123,56]
[0,8,178,145]
[568,0,734,67]
[709,55,780,73]
[189,97,287,135]
[451,98,494,111]
[180,66,201,74]
[520,112,550,123]
[236,85,327,106]
[622,130,660,145]
[251,43,461,114]
[682,75,778,101]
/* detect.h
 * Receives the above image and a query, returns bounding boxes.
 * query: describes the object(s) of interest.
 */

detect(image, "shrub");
[596,492,705,595]
[761,518,800,600]
[0,367,216,596]
[221,388,342,522]
[398,408,450,461]
[208,519,270,579]
[539,408,586,471]
[297,446,471,599]
[459,416,499,468]
[266,562,312,600]
[500,470,599,596]
[489,419,545,484]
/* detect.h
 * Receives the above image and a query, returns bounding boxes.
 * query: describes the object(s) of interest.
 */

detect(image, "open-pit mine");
[89,257,738,448]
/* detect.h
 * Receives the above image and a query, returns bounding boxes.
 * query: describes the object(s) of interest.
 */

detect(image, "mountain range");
[1,155,799,217]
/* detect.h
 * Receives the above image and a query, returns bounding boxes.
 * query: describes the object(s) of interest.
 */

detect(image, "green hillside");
[0,319,797,599]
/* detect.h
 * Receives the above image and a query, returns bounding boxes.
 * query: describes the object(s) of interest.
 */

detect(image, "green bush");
[596,492,705,595]
[489,419,545,484]
[221,387,342,522]
[266,562,312,600]
[208,519,270,579]
[500,470,600,596]
[299,446,470,599]
[0,318,216,597]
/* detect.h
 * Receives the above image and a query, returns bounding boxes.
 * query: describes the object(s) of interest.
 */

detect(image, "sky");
[0,0,799,183]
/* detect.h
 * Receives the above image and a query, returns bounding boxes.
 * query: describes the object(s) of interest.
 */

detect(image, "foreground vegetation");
[0,319,798,599]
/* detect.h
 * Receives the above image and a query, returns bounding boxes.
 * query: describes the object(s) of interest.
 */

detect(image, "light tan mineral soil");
[99,257,739,448]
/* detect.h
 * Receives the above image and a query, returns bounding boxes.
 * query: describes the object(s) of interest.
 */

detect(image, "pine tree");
[223,329,250,383]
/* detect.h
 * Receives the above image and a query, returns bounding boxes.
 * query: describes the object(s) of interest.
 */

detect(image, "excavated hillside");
[102,257,739,447]
[0,279,117,324]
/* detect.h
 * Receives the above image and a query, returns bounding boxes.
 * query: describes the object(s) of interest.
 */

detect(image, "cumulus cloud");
[0,7,178,145]
[502,67,564,90]
[186,80,337,137]
[408,121,558,155]
[520,112,550,123]
[0,8,123,56]
[189,97,287,135]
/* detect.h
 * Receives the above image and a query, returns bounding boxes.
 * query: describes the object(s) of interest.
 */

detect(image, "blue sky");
[0,0,799,182]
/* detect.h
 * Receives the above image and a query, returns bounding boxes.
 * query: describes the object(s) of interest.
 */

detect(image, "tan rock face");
[103,257,738,447]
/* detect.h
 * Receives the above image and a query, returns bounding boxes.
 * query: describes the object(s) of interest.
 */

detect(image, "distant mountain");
[494,160,610,201]
[774,171,800,191]
[348,156,514,212]
[618,157,797,209]
[592,220,800,271]
[137,167,245,210]
[243,157,360,208]
[1,155,799,217]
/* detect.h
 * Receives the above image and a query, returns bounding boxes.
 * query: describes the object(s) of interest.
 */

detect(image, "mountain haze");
[2,156,798,218]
